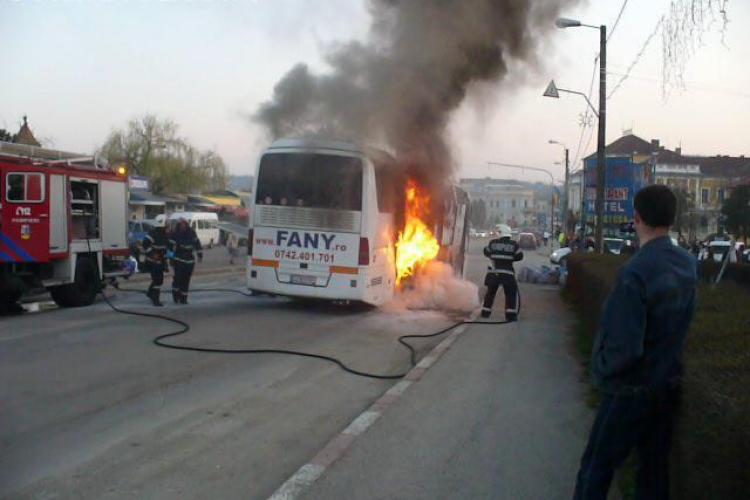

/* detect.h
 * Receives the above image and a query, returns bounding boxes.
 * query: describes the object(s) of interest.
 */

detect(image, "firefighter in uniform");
[169,218,203,304]
[141,216,169,307]
[481,224,523,321]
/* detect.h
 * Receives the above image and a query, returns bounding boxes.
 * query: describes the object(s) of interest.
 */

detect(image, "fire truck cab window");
[256,153,363,211]
[6,173,45,203]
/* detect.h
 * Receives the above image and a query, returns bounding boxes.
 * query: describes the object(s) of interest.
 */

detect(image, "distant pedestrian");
[543,230,550,246]
[227,232,239,265]
[559,231,566,248]
[573,185,698,500]
[168,218,203,305]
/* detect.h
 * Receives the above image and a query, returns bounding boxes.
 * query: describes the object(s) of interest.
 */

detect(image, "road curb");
[267,310,479,500]
[125,265,245,284]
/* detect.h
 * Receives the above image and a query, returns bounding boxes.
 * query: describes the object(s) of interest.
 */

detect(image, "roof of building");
[685,155,750,177]
[585,133,750,179]
[129,191,185,206]
[583,134,658,161]
[14,116,41,147]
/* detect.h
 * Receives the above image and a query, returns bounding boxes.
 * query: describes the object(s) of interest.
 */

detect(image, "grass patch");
[563,253,750,499]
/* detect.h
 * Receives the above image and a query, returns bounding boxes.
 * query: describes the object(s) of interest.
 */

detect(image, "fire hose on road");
[102,285,511,381]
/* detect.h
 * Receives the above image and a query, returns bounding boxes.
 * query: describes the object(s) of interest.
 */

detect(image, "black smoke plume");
[255,0,578,185]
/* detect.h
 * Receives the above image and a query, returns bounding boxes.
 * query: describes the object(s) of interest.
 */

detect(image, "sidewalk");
[299,283,598,500]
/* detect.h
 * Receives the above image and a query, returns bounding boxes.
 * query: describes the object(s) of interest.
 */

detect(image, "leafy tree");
[721,184,750,242]
[98,115,227,194]
[0,129,13,142]
[673,189,697,240]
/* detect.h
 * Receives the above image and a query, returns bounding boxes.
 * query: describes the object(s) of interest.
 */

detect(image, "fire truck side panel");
[49,174,69,255]
[100,180,128,252]
[1,165,51,263]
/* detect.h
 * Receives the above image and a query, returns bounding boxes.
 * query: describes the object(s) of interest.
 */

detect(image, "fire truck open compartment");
[70,180,100,239]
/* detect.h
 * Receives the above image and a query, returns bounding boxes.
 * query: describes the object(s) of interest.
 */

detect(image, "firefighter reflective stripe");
[490,254,515,260]
[173,257,195,264]
[481,306,491,312]
[0,249,14,262]
[145,234,154,242]
[0,231,35,262]
[488,269,515,275]
[506,290,520,313]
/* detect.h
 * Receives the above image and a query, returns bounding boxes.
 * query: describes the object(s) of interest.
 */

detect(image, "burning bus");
[246,138,470,305]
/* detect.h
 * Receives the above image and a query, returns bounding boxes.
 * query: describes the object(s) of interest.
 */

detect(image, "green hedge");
[566,253,750,499]
[699,261,750,288]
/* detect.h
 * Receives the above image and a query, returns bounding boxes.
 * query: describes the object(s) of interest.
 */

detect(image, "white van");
[169,212,220,248]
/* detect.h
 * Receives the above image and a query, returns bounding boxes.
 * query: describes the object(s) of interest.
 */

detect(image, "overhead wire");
[570,0,630,169]
[606,0,630,42]
[608,16,665,100]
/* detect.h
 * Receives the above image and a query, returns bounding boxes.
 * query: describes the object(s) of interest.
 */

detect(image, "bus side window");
[375,166,396,214]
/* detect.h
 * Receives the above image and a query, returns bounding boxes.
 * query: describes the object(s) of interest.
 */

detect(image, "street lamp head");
[556,17,582,28]
[548,139,559,145]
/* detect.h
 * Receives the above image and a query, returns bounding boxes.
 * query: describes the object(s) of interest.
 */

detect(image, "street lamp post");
[486,161,555,238]
[549,140,569,236]
[551,17,607,253]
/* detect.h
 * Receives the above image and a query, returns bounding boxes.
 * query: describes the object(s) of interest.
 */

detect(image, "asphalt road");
[303,245,594,500]
[1,238,571,499]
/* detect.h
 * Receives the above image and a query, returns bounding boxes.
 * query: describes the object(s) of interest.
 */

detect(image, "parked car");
[699,240,737,263]
[603,238,625,255]
[128,219,154,265]
[518,232,538,250]
[550,246,572,265]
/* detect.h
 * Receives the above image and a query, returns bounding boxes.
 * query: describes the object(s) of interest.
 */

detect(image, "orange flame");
[395,180,440,286]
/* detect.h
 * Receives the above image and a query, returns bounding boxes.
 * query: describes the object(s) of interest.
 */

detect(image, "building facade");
[460,178,555,230]
[572,134,750,240]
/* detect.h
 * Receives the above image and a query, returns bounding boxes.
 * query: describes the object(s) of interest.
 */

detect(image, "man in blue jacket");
[573,185,698,500]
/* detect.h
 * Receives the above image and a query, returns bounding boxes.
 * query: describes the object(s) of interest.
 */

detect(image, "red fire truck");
[0,141,130,309]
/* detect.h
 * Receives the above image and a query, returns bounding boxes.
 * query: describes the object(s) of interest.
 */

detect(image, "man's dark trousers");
[148,263,165,294]
[573,387,679,500]
[482,271,519,320]
[172,261,195,301]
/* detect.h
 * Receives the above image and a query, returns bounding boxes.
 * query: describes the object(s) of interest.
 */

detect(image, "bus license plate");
[291,274,317,285]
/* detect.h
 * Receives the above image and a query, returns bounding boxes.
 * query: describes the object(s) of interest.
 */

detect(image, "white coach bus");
[246,138,470,306]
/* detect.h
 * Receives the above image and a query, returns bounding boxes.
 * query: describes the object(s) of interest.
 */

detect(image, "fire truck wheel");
[49,257,100,308]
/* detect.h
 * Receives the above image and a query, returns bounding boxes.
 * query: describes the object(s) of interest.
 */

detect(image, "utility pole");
[595,24,607,253]
[564,147,569,234]
[549,17,608,252]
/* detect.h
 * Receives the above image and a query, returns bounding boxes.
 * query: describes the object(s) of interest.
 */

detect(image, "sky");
[2,0,748,186]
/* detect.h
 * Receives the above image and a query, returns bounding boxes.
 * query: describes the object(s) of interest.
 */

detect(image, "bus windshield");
[256,153,363,211]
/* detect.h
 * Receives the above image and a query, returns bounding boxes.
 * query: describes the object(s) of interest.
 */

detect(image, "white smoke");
[384,261,479,314]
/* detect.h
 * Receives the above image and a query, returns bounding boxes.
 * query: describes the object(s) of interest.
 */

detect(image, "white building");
[460,178,551,229]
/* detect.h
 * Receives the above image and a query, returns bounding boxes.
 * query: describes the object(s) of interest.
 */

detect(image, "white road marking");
[268,464,325,500]
[385,380,413,397]
[342,410,381,436]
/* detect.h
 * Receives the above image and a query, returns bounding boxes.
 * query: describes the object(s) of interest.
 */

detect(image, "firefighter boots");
[148,289,163,307]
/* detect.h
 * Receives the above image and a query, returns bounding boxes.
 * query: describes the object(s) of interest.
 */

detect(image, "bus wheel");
[49,257,100,308]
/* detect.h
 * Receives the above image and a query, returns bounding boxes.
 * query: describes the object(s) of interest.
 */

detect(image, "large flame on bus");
[395,180,440,286]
